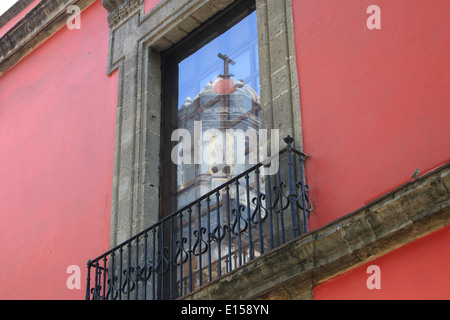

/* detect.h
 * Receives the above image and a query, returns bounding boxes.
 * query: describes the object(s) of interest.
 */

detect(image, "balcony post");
[284,135,299,238]
[85,260,92,300]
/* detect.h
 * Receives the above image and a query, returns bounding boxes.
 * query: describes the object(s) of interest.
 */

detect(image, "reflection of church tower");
[177,53,261,208]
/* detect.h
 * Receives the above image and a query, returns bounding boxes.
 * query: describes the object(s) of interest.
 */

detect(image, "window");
[161,0,259,216]
[104,0,302,248]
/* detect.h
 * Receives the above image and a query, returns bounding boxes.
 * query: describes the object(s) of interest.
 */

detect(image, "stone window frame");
[102,0,304,247]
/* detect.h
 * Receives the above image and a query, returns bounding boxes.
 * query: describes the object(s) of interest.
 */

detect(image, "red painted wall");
[292,0,450,230]
[291,0,450,299]
[144,0,161,15]
[0,0,117,299]
[314,225,450,299]
[1,0,447,300]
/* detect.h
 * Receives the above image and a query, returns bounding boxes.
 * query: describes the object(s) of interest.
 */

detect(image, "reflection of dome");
[176,66,262,209]
[203,75,259,103]
[179,74,260,122]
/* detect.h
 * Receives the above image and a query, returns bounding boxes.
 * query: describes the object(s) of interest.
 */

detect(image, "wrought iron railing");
[86,136,312,300]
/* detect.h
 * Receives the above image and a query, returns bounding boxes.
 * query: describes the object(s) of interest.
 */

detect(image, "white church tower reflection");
[176,53,262,209]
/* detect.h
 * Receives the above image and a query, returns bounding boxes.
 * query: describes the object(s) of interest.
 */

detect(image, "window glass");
[176,11,260,209]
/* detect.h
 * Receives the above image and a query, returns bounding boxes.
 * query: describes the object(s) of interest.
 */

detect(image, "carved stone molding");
[102,0,128,13]
[0,0,35,29]
[102,0,144,28]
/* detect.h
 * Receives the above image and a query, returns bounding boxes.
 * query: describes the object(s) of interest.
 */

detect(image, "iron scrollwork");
[87,139,311,300]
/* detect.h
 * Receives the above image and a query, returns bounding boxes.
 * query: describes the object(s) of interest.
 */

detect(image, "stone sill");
[183,163,450,300]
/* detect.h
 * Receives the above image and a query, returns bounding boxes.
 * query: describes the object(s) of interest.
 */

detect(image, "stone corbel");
[102,0,144,28]
[101,0,128,13]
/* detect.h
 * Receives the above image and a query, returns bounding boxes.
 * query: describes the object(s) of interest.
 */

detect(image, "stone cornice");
[0,0,95,76]
[183,163,450,299]
[0,0,35,30]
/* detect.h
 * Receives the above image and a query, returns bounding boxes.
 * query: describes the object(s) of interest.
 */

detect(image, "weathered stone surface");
[103,0,144,27]
[102,0,128,13]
